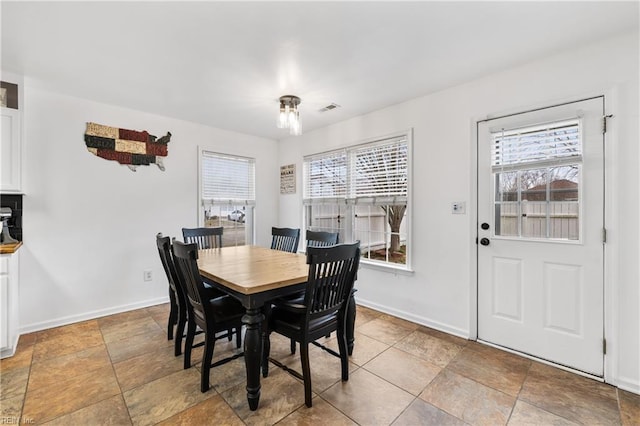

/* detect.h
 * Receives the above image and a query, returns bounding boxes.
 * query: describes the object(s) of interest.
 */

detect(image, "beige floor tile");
[0,393,24,419]
[364,347,441,396]
[147,304,172,329]
[447,344,530,396]
[357,317,415,345]
[378,313,420,331]
[97,309,153,329]
[32,322,104,363]
[105,327,171,364]
[0,304,631,426]
[420,369,515,426]
[100,316,163,343]
[220,368,306,426]
[416,325,470,347]
[113,345,184,391]
[519,362,619,425]
[0,340,34,371]
[321,368,414,426]
[22,365,121,424]
[394,330,463,368]
[508,400,579,425]
[273,341,359,394]
[279,396,358,426]
[326,331,389,367]
[42,395,131,426]
[28,345,111,389]
[619,389,640,426]
[192,351,247,395]
[354,305,383,328]
[35,320,100,342]
[392,398,466,426]
[157,394,244,425]
[123,368,214,426]
[0,366,30,400]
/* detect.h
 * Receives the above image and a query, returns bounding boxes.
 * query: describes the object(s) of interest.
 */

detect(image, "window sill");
[360,259,414,276]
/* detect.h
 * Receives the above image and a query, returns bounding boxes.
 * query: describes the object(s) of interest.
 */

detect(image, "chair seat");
[271,305,337,337]
[208,295,245,323]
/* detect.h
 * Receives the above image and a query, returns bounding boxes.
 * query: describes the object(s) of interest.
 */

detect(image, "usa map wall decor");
[84,122,172,172]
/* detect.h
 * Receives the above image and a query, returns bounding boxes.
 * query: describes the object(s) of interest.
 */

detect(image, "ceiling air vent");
[319,103,340,112]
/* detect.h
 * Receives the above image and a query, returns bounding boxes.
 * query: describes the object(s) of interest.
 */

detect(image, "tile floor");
[1,303,638,425]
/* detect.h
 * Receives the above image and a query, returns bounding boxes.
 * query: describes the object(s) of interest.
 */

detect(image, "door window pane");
[495,172,519,237]
[493,166,580,240]
[549,166,580,240]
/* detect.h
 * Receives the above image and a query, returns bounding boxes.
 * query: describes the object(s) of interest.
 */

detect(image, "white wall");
[278,31,639,392]
[20,87,279,331]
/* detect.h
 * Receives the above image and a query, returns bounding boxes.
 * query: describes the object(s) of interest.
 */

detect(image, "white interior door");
[477,97,605,376]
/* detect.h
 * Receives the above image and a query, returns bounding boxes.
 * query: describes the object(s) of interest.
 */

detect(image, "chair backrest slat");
[182,227,223,249]
[172,240,207,317]
[271,227,300,253]
[156,233,179,293]
[304,242,360,322]
[306,230,339,248]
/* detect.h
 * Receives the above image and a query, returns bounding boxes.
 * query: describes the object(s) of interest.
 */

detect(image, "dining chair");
[306,230,339,248]
[270,227,300,253]
[279,229,340,354]
[182,226,223,249]
[172,240,245,392]
[263,242,360,407]
[156,233,185,354]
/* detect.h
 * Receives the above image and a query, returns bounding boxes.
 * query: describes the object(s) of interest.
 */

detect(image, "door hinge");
[602,114,613,134]
[602,228,607,243]
[603,338,607,355]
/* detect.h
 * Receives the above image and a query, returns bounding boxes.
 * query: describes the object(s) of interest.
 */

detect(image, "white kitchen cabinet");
[0,250,20,358]
[0,107,22,192]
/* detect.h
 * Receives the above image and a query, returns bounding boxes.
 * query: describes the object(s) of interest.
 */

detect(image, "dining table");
[197,245,356,411]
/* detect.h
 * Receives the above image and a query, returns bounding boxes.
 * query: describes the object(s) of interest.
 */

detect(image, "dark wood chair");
[280,230,341,353]
[172,240,245,392]
[156,233,185,355]
[264,242,360,407]
[270,227,300,253]
[182,227,223,249]
[306,230,339,248]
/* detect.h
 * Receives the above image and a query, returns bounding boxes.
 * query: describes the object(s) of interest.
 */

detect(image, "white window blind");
[491,119,581,172]
[351,136,408,205]
[201,151,255,205]
[303,135,409,205]
[303,149,347,203]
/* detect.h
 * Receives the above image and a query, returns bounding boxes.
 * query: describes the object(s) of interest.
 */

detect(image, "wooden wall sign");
[280,163,296,194]
[84,122,172,172]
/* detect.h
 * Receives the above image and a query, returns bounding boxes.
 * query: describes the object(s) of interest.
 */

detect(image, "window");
[200,150,255,246]
[303,131,411,269]
[492,120,581,240]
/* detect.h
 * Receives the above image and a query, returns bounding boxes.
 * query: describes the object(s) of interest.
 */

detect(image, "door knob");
[480,238,490,246]
[481,223,490,230]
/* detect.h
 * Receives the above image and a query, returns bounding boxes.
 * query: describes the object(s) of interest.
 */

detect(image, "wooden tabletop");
[197,245,309,295]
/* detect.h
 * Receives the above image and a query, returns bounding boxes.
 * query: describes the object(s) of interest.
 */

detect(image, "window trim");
[302,129,413,271]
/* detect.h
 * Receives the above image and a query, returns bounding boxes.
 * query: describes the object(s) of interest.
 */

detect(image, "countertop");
[0,241,22,254]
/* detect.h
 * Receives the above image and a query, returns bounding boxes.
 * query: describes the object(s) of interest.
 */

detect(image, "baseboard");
[355,297,470,340]
[18,296,170,334]
[0,334,20,359]
[616,376,640,395]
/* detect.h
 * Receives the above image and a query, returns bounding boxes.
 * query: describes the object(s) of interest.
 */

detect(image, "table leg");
[242,307,264,411]
[346,293,356,355]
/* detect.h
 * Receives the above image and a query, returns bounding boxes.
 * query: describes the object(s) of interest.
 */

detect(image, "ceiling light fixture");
[277,95,302,136]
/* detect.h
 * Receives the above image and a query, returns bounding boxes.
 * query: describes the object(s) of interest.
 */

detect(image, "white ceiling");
[2,1,638,140]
